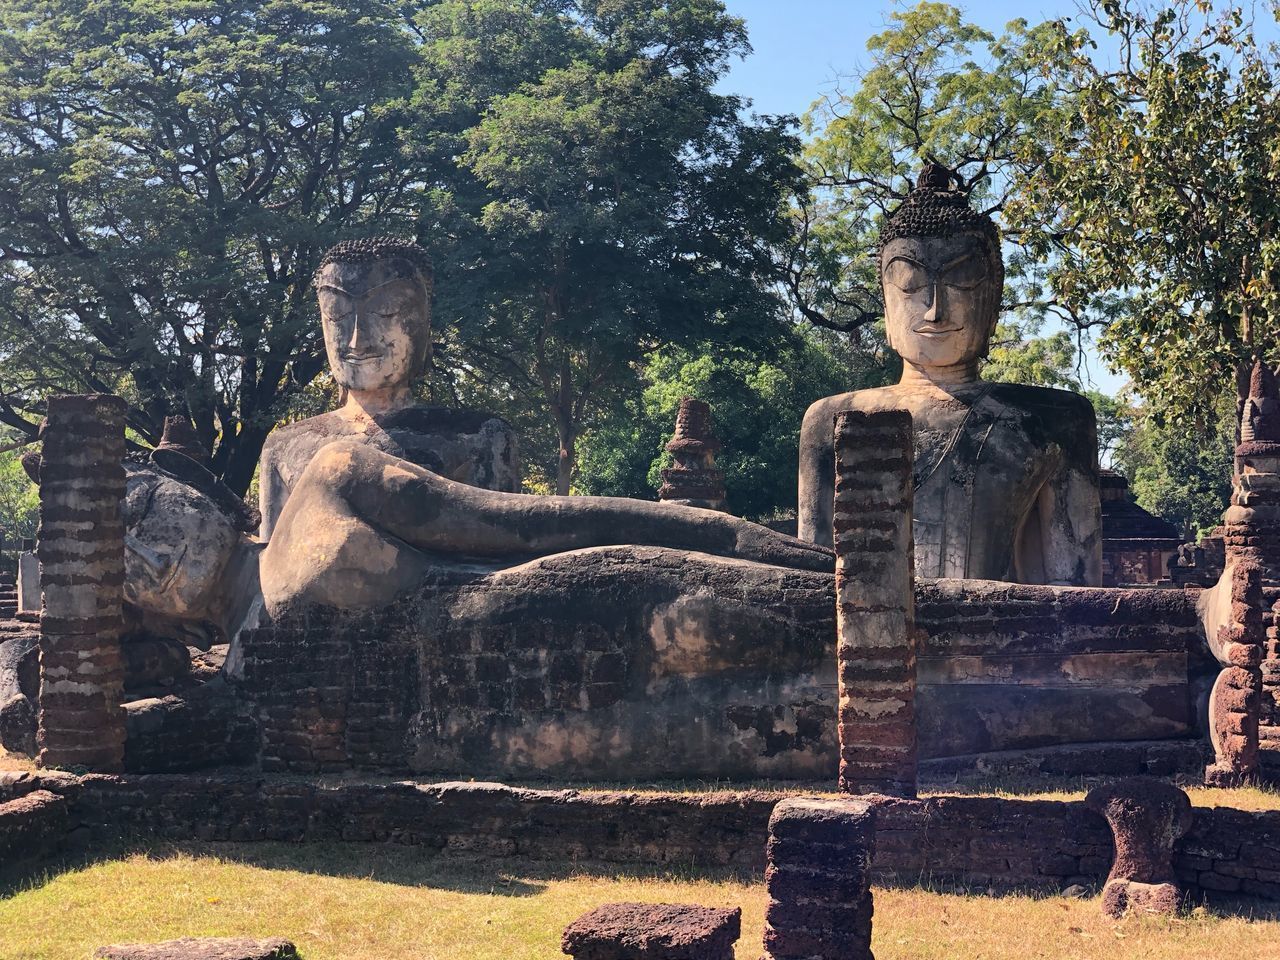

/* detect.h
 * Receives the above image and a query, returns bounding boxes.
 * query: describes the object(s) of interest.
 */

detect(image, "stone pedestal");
[833,409,917,797]
[37,394,128,772]
[762,796,876,960]
[1085,777,1192,918]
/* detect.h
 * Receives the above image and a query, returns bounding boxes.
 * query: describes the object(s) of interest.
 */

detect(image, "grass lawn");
[3,843,1280,960]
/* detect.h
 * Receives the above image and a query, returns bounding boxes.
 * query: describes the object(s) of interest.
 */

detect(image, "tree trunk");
[556,422,576,496]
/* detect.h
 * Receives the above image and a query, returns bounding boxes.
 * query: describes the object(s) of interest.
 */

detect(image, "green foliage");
[983,323,1081,390]
[0,0,424,494]
[412,0,805,492]
[0,441,37,548]
[1006,0,1280,424]
[577,325,895,519]
[1111,394,1235,538]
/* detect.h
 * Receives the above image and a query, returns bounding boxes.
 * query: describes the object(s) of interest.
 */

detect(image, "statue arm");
[257,440,287,542]
[280,440,833,572]
[797,399,836,547]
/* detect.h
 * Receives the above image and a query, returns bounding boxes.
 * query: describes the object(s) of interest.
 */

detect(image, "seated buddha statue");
[257,237,519,541]
[797,164,1102,586]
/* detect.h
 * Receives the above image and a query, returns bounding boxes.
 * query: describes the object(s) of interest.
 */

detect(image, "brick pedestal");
[762,797,876,960]
[832,410,916,797]
[37,394,127,771]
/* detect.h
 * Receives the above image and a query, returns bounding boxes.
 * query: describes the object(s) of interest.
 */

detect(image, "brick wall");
[4,772,1280,904]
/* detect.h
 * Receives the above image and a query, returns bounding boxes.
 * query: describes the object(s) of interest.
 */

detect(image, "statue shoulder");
[985,382,1096,421]
[261,412,349,463]
[801,390,886,431]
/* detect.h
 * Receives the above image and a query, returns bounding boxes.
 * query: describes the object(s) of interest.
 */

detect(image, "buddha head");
[878,164,1003,380]
[313,237,434,400]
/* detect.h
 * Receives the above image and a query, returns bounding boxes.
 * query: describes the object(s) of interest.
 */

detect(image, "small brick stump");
[94,938,298,960]
[763,796,876,960]
[561,902,740,960]
[1085,777,1192,918]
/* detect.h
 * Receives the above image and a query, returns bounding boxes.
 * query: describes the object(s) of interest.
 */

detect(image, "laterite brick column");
[832,409,917,797]
[37,394,127,771]
[762,797,876,960]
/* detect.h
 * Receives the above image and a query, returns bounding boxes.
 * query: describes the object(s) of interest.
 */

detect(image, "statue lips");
[340,349,385,365]
[912,322,963,339]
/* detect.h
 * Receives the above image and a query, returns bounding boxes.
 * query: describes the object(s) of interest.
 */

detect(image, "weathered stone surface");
[798,163,1102,587]
[0,789,67,870]
[241,555,1201,778]
[1085,777,1192,918]
[1204,562,1265,785]
[38,394,128,772]
[561,903,739,960]
[0,631,38,755]
[834,410,917,798]
[94,938,298,960]
[763,797,876,960]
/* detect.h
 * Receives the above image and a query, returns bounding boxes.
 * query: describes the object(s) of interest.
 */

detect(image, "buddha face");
[881,233,1001,371]
[317,259,430,394]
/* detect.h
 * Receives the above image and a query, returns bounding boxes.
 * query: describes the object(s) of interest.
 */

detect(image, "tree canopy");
[0,0,424,494]
[413,0,804,492]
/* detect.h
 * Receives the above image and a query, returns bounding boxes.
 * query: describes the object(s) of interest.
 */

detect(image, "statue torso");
[801,380,1097,582]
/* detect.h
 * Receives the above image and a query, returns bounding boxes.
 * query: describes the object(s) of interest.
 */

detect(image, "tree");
[1006,0,1280,424]
[411,0,804,493]
[983,322,1082,390]
[576,324,895,518]
[0,0,423,494]
[789,3,1077,335]
[1112,392,1235,537]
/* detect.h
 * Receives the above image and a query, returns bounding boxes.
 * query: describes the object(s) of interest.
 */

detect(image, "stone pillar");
[1206,560,1264,786]
[16,540,39,615]
[833,409,917,797]
[36,395,127,771]
[762,797,876,960]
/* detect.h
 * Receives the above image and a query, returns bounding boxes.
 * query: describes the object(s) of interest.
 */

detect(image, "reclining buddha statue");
[798,164,1102,585]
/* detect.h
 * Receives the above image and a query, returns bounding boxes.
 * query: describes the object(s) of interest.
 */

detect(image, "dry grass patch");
[2,844,1280,960]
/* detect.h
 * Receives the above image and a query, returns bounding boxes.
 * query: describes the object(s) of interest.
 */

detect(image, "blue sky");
[717,1,1278,396]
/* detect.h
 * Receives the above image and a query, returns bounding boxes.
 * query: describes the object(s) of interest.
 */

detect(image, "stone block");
[560,902,740,960]
[94,938,298,960]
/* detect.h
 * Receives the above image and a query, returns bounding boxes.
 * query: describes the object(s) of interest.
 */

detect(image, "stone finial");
[1224,360,1280,578]
[1085,777,1193,918]
[561,902,741,960]
[658,397,727,511]
[763,797,876,960]
[154,416,209,465]
[1241,359,1280,448]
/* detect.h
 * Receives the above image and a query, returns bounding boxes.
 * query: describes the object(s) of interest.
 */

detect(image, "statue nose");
[923,282,944,323]
[347,310,367,350]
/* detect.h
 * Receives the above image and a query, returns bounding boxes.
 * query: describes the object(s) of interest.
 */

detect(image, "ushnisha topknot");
[878,162,1001,266]
[313,236,434,288]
